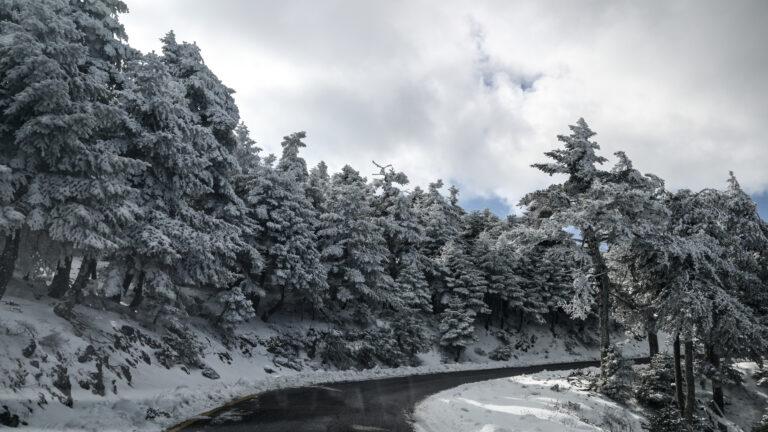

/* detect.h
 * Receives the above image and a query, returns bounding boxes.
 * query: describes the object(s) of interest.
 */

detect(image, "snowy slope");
[413,368,645,432]
[0,278,651,432]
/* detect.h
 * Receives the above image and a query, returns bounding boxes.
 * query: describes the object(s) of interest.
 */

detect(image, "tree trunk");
[54,257,93,319]
[48,256,72,299]
[674,334,686,416]
[499,299,507,329]
[0,231,21,301]
[261,285,285,322]
[247,292,261,315]
[706,344,724,414]
[128,271,146,310]
[88,259,97,280]
[648,331,659,357]
[584,228,611,365]
[684,338,696,424]
[111,270,134,302]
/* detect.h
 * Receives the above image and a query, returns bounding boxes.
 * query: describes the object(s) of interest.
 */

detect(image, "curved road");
[170,358,633,432]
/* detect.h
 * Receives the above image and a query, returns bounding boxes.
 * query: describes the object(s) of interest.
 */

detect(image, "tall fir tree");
[317,165,394,322]
[0,0,143,305]
[523,119,666,372]
[238,132,327,321]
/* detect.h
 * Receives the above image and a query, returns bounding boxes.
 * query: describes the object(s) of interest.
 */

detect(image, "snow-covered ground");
[413,363,768,432]
[413,367,645,432]
[0,278,651,432]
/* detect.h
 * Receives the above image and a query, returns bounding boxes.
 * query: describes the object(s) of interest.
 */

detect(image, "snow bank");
[413,368,646,432]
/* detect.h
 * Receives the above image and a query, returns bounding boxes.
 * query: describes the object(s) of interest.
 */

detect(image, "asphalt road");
[171,358,620,432]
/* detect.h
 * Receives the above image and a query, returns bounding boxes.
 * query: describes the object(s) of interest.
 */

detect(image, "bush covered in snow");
[488,344,514,361]
[592,345,634,402]
[634,354,676,409]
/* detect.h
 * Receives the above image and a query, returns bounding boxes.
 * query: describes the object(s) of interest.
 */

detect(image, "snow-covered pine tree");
[233,122,261,174]
[473,228,527,329]
[522,119,666,371]
[118,52,257,323]
[652,188,768,420]
[603,152,671,356]
[239,132,327,321]
[370,163,430,312]
[413,180,465,313]
[0,0,144,306]
[439,239,489,329]
[395,251,432,313]
[507,216,575,330]
[307,161,331,214]
[416,180,463,258]
[721,172,768,321]
[439,295,477,361]
[317,165,394,322]
[153,32,259,323]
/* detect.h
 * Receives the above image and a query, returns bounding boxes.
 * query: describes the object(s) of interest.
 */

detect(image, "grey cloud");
[121,0,768,210]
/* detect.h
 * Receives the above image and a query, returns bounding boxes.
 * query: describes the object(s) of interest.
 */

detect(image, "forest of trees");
[1,1,767,429]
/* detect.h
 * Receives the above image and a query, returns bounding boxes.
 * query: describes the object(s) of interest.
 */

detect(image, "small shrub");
[317,330,355,370]
[593,345,634,403]
[642,406,713,432]
[156,321,204,369]
[265,333,303,358]
[635,354,676,409]
[489,345,514,361]
[391,315,432,360]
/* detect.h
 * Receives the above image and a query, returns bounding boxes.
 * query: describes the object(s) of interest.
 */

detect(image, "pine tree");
[395,251,432,313]
[523,119,666,371]
[414,180,464,313]
[650,188,768,420]
[239,132,327,321]
[317,165,394,321]
[440,239,489,322]
[439,295,477,361]
[416,180,463,258]
[0,0,143,304]
[371,162,430,312]
[307,161,330,213]
[233,122,261,174]
[118,51,257,320]
[474,229,528,329]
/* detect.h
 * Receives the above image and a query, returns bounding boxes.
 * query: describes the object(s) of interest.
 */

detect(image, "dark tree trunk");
[54,257,93,319]
[88,259,97,280]
[684,338,696,424]
[706,344,725,414]
[128,271,146,310]
[674,334,686,416]
[584,228,611,366]
[648,331,659,357]
[111,270,134,302]
[48,256,72,299]
[247,292,261,315]
[70,258,94,298]
[549,311,557,336]
[261,285,285,322]
[0,231,21,301]
[499,299,507,329]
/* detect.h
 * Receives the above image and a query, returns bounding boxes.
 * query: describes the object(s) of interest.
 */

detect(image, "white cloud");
[121,0,768,213]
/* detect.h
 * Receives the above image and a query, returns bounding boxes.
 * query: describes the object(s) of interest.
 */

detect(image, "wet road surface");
[172,359,625,432]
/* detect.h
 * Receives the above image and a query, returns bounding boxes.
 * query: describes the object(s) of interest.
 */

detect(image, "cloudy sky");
[120,0,768,217]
